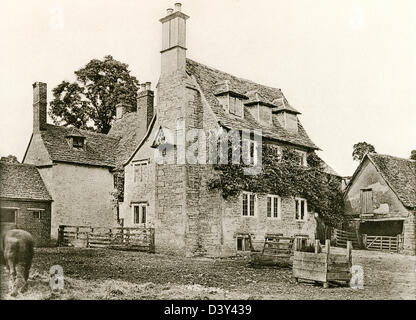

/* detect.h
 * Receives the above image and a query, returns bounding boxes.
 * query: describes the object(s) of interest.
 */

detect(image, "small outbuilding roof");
[0,162,52,201]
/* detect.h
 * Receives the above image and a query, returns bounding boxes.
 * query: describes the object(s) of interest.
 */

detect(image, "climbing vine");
[208,144,345,226]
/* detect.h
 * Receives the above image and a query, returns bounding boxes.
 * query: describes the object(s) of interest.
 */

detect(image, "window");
[295,198,307,221]
[28,209,43,220]
[267,195,281,218]
[133,204,147,224]
[270,145,282,160]
[72,137,85,148]
[229,96,243,117]
[0,208,16,223]
[295,150,307,166]
[360,189,373,214]
[242,192,256,216]
[249,140,258,165]
[236,236,251,251]
[133,160,149,183]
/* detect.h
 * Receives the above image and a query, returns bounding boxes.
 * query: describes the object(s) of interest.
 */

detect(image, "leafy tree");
[410,150,416,160]
[352,142,376,162]
[49,55,139,134]
[0,155,19,163]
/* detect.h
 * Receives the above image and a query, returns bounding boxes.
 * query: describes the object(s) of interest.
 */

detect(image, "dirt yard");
[1,247,415,300]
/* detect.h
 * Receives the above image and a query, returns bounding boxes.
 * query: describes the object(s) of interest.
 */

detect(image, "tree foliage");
[208,145,345,226]
[410,150,416,161]
[49,55,139,134]
[352,141,376,162]
[0,155,19,163]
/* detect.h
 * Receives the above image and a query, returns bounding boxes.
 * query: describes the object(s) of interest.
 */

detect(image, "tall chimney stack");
[137,82,154,129]
[33,82,47,133]
[159,3,189,76]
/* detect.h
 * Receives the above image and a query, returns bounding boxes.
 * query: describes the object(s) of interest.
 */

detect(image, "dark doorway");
[359,220,403,236]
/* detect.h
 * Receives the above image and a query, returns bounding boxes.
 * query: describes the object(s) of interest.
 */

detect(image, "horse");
[0,229,34,296]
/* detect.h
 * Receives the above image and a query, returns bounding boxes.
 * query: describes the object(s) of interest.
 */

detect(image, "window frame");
[242,191,256,217]
[133,159,149,183]
[295,197,308,221]
[28,208,44,220]
[236,235,251,252]
[295,150,307,167]
[266,195,281,219]
[0,207,17,224]
[133,203,147,225]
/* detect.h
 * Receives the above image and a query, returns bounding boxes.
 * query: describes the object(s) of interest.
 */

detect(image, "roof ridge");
[45,124,120,141]
[187,58,283,93]
[368,152,415,163]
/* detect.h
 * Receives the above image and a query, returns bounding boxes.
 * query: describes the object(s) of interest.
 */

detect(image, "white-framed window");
[267,195,281,219]
[295,198,308,221]
[133,160,149,183]
[295,150,307,166]
[236,235,251,251]
[133,203,147,225]
[242,192,256,217]
[0,208,17,223]
[28,208,44,220]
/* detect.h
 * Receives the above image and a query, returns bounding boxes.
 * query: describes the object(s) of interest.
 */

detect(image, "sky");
[0,0,415,176]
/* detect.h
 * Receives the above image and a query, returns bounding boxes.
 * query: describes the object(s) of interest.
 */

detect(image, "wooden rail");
[57,225,155,253]
[334,229,359,248]
[364,235,400,253]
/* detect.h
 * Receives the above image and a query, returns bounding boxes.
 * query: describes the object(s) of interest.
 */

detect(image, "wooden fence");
[364,235,400,253]
[334,229,359,249]
[57,225,155,253]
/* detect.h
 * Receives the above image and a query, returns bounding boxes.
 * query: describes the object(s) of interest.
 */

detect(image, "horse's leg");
[15,264,27,293]
[7,259,18,297]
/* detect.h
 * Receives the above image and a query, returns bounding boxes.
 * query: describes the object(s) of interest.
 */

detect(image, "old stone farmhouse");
[22,4,338,255]
[0,162,52,246]
[344,153,416,255]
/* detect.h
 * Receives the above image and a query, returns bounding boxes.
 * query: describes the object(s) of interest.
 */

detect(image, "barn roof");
[0,162,52,201]
[367,153,416,208]
[186,59,318,150]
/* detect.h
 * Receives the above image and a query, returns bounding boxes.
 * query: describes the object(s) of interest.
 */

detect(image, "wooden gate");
[333,229,359,249]
[57,225,155,253]
[364,235,400,253]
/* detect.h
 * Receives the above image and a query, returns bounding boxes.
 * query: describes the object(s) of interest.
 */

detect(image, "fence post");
[149,228,155,253]
[314,239,320,254]
[57,225,64,246]
[346,241,352,266]
[362,234,367,249]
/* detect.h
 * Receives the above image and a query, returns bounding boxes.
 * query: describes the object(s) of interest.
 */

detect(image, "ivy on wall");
[208,144,345,226]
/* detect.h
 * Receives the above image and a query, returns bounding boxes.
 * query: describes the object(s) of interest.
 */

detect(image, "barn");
[344,153,415,255]
[0,162,52,246]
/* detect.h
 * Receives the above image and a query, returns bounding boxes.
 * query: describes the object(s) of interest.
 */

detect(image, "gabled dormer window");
[214,80,247,118]
[72,136,85,149]
[66,130,86,150]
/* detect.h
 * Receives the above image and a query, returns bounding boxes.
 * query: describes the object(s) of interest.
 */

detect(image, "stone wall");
[0,199,51,246]
[37,163,116,239]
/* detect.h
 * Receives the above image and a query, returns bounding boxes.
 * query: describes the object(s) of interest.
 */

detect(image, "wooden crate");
[293,240,352,288]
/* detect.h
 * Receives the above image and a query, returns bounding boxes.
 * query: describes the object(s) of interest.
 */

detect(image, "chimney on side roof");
[33,82,47,133]
[160,3,189,76]
[137,82,154,129]
[116,103,128,120]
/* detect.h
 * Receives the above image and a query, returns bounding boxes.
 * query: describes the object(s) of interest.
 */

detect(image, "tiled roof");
[186,59,318,150]
[367,153,416,208]
[108,112,147,169]
[0,162,52,201]
[40,124,119,168]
